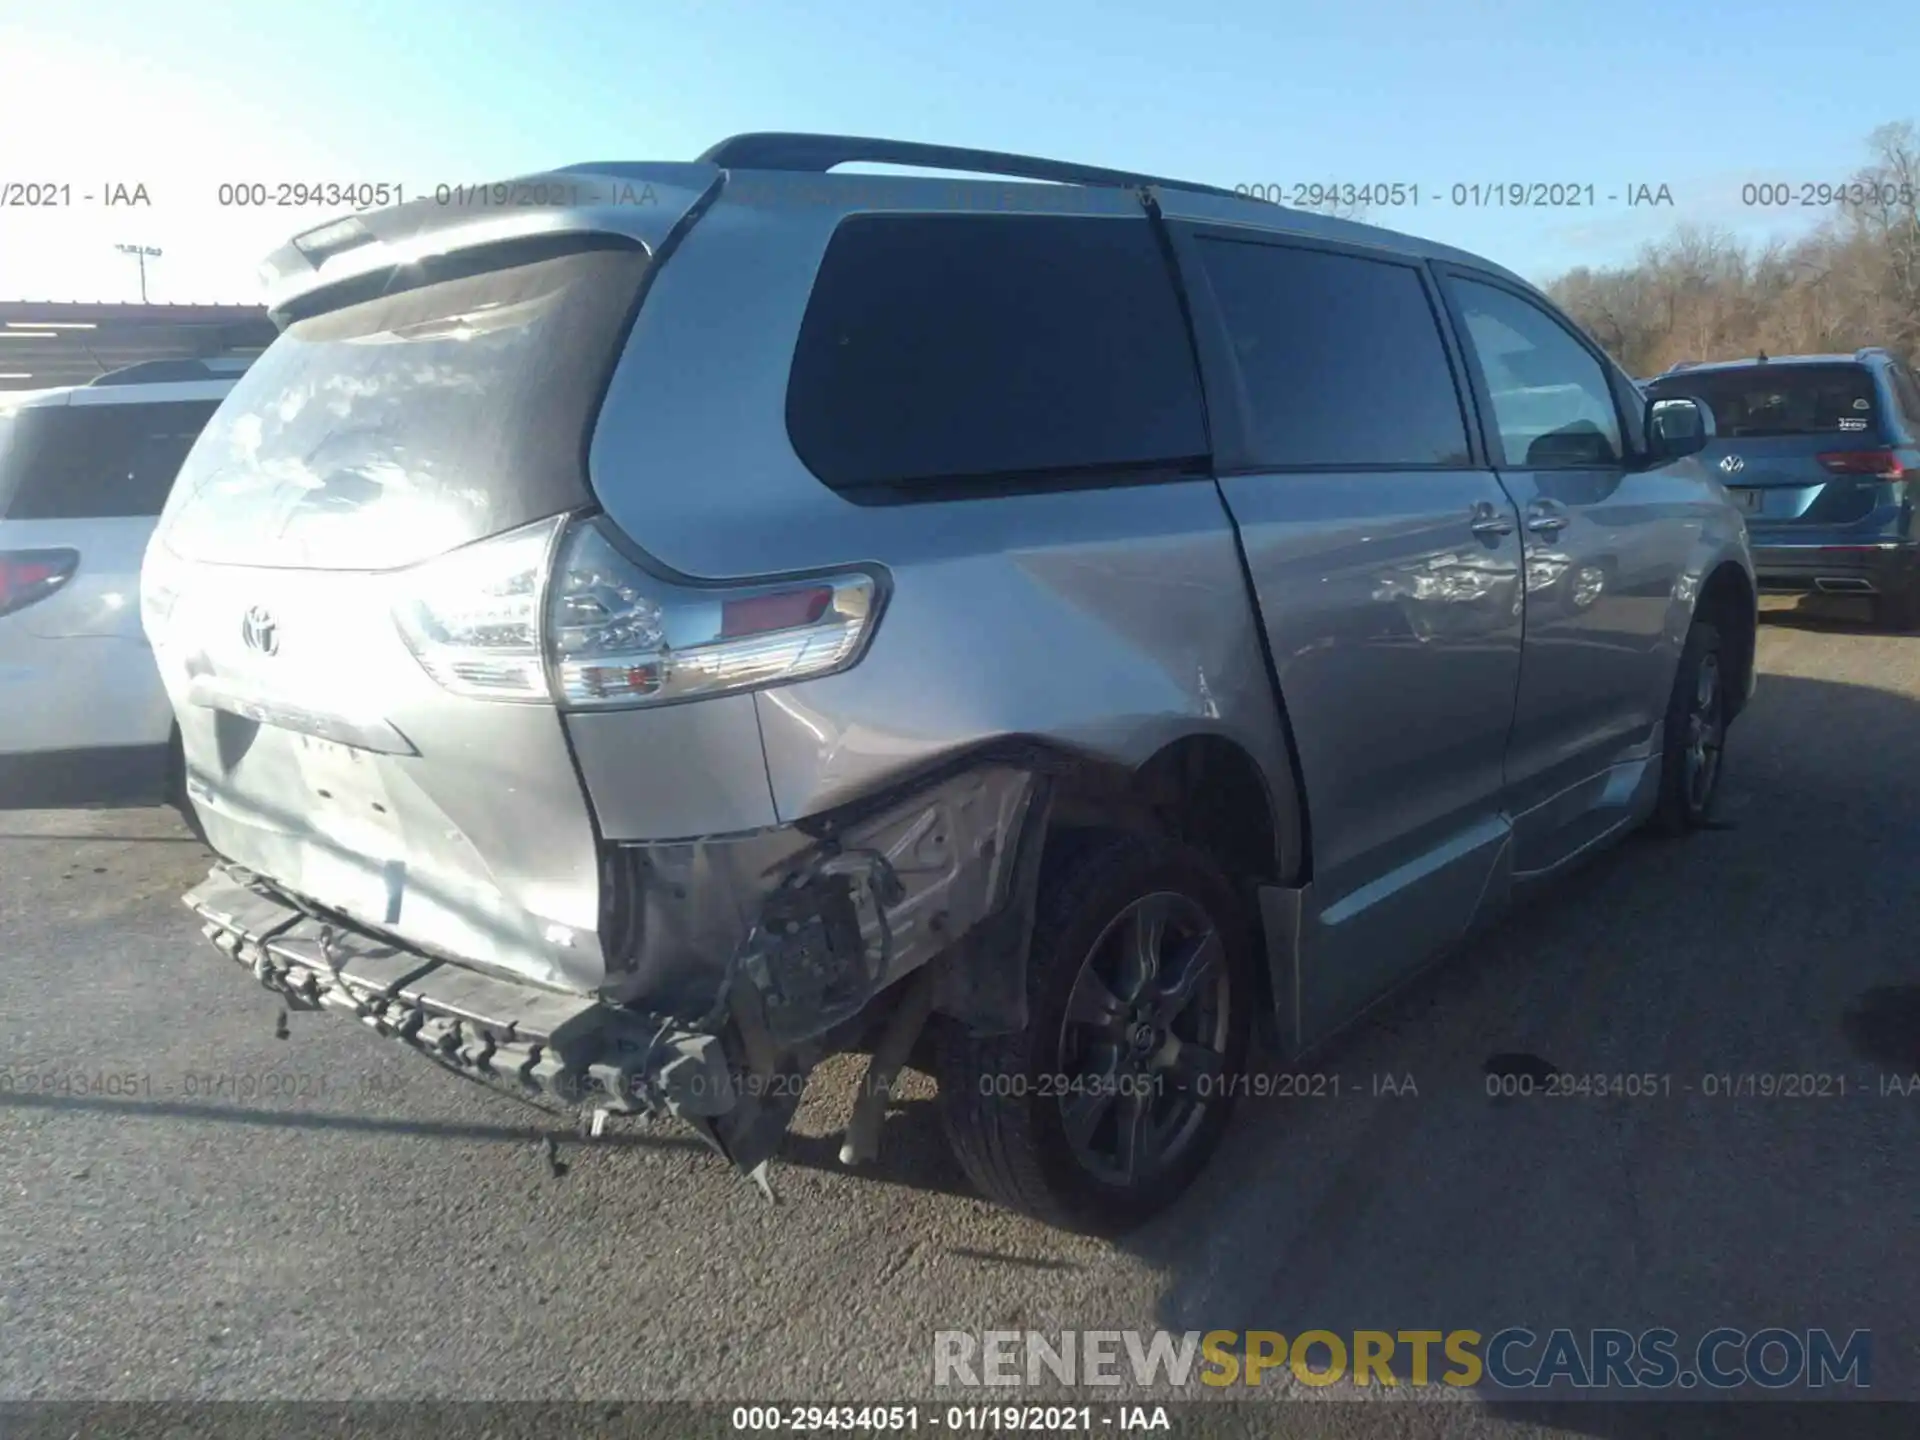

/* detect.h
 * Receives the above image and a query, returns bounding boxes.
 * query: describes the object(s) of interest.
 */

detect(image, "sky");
[0,0,1910,304]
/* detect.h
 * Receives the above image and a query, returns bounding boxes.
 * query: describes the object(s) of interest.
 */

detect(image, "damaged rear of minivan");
[149,156,1283,1232]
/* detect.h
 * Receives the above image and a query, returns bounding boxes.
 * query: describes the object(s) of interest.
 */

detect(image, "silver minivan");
[147,134,1755,1230]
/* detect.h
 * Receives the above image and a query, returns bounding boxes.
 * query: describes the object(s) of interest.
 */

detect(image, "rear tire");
[936,832,1253,1234]
[1874,584,1920,633]
[1650,619,1727,835]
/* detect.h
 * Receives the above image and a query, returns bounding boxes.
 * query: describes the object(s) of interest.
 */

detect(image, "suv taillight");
[1817,449,1905,480]
[392,515,882,707]
[0,548,78,618]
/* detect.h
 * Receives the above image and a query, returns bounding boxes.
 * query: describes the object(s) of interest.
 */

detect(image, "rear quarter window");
[785,213,1208,497]
[0,401,219,520]
[1190,237,1471,469]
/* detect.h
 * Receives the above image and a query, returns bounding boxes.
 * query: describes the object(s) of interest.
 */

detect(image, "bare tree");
[1547,120,1920,373]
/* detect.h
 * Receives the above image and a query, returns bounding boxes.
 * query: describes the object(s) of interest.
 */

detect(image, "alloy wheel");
[1054,891,1231,1186]
[1684,651,1724,812]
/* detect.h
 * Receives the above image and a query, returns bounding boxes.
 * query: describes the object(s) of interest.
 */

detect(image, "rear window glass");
[0,400,219,520]
[158,242,650,570]
[786,214,1208,494]
[1192,238,1470,468]
[1646,364,1880,438]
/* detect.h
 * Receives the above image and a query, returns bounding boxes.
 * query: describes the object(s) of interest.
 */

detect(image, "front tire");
[936,833,1253,1233]
[1650,619,1727,834]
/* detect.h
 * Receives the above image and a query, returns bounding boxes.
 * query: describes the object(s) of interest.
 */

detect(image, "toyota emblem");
[241,605,279,656]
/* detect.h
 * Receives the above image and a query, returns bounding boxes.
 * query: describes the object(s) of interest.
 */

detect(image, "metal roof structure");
[0,301,274,392]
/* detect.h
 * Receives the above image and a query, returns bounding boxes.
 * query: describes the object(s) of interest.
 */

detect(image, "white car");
[0,359,245,812]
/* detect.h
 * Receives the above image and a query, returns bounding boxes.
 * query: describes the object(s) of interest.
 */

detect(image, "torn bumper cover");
[182,762,1044,1181]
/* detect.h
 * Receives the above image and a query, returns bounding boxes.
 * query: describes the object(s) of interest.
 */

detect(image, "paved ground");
[2,597,1916,1434]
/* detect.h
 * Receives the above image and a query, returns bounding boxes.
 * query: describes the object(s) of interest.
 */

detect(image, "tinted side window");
[787,214,1208,493]
[3,401,220,520]
[1193,239,1470,468]
[1449,279,1622,468]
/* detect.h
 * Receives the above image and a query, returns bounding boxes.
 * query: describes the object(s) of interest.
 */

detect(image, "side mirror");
[1646,396,1715,462]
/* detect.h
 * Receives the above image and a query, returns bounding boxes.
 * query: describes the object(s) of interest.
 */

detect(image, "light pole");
[115,243,163,303]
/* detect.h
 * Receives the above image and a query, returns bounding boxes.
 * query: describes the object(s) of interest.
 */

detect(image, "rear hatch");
[1646,363,1900,532]
[144,175,715,996]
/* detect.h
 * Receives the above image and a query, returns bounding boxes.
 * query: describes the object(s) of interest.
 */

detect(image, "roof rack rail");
[696,132,1246,201]
[1666,360,1698,371]
[1855,345,1893,361]
[86,357,252,387]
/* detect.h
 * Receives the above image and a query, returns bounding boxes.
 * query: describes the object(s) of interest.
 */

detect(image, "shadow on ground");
[1108,668,1920,1423]
[5,665,1916,1423]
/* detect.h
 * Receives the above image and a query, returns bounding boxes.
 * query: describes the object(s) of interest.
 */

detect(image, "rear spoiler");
[256,163,723,320]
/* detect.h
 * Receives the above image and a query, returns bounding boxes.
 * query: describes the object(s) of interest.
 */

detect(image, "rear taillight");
[1817,449,1905,480]
[392,519,560,701]
[392,515,882,707]
[548,518,877,709]
[0,548,78,618]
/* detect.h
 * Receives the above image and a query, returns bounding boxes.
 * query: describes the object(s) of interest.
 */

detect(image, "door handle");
[1469,503,1515,537]
[1525,503,1570,535]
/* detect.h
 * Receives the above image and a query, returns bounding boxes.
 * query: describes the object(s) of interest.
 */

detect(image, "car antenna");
[1756,349,1768,364]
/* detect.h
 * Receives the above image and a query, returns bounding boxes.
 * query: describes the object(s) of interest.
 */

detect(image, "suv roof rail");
[1666,360,1698,371]
[1856,345,1893,361]
[696,131,1247,202]
[86,356,251,387]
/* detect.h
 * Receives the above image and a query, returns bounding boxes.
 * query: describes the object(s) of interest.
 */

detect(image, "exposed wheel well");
[1696,563,1756,718]
[1031,735,1300,1049]
[1039,735,1296,891]
[1131,735,1292,889]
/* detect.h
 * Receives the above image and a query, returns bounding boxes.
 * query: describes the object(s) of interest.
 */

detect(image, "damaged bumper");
[181,761,1045,1185]
[186,865,739,1114]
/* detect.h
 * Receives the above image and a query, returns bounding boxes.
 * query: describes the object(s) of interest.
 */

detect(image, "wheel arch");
[1696,561,1757,719]
[1030,727,1308,1052]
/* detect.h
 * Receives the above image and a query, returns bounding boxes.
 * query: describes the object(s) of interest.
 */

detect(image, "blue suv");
[1646,349,1920,629]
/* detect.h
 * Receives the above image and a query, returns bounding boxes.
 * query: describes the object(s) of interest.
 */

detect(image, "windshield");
[1646,364,1882,439]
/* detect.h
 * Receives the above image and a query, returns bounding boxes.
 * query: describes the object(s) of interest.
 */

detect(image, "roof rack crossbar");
[695,132,1246,201]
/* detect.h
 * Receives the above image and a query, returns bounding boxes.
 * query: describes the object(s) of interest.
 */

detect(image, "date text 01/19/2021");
[1230,182,1675,208]
[975,1071,1416,1100]
[1483,1072,1920,1098]
[207,180,665,211]
[729,1405,1172,1432]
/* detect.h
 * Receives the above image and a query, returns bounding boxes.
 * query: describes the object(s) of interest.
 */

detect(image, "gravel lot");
[2,597,1916,1435]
